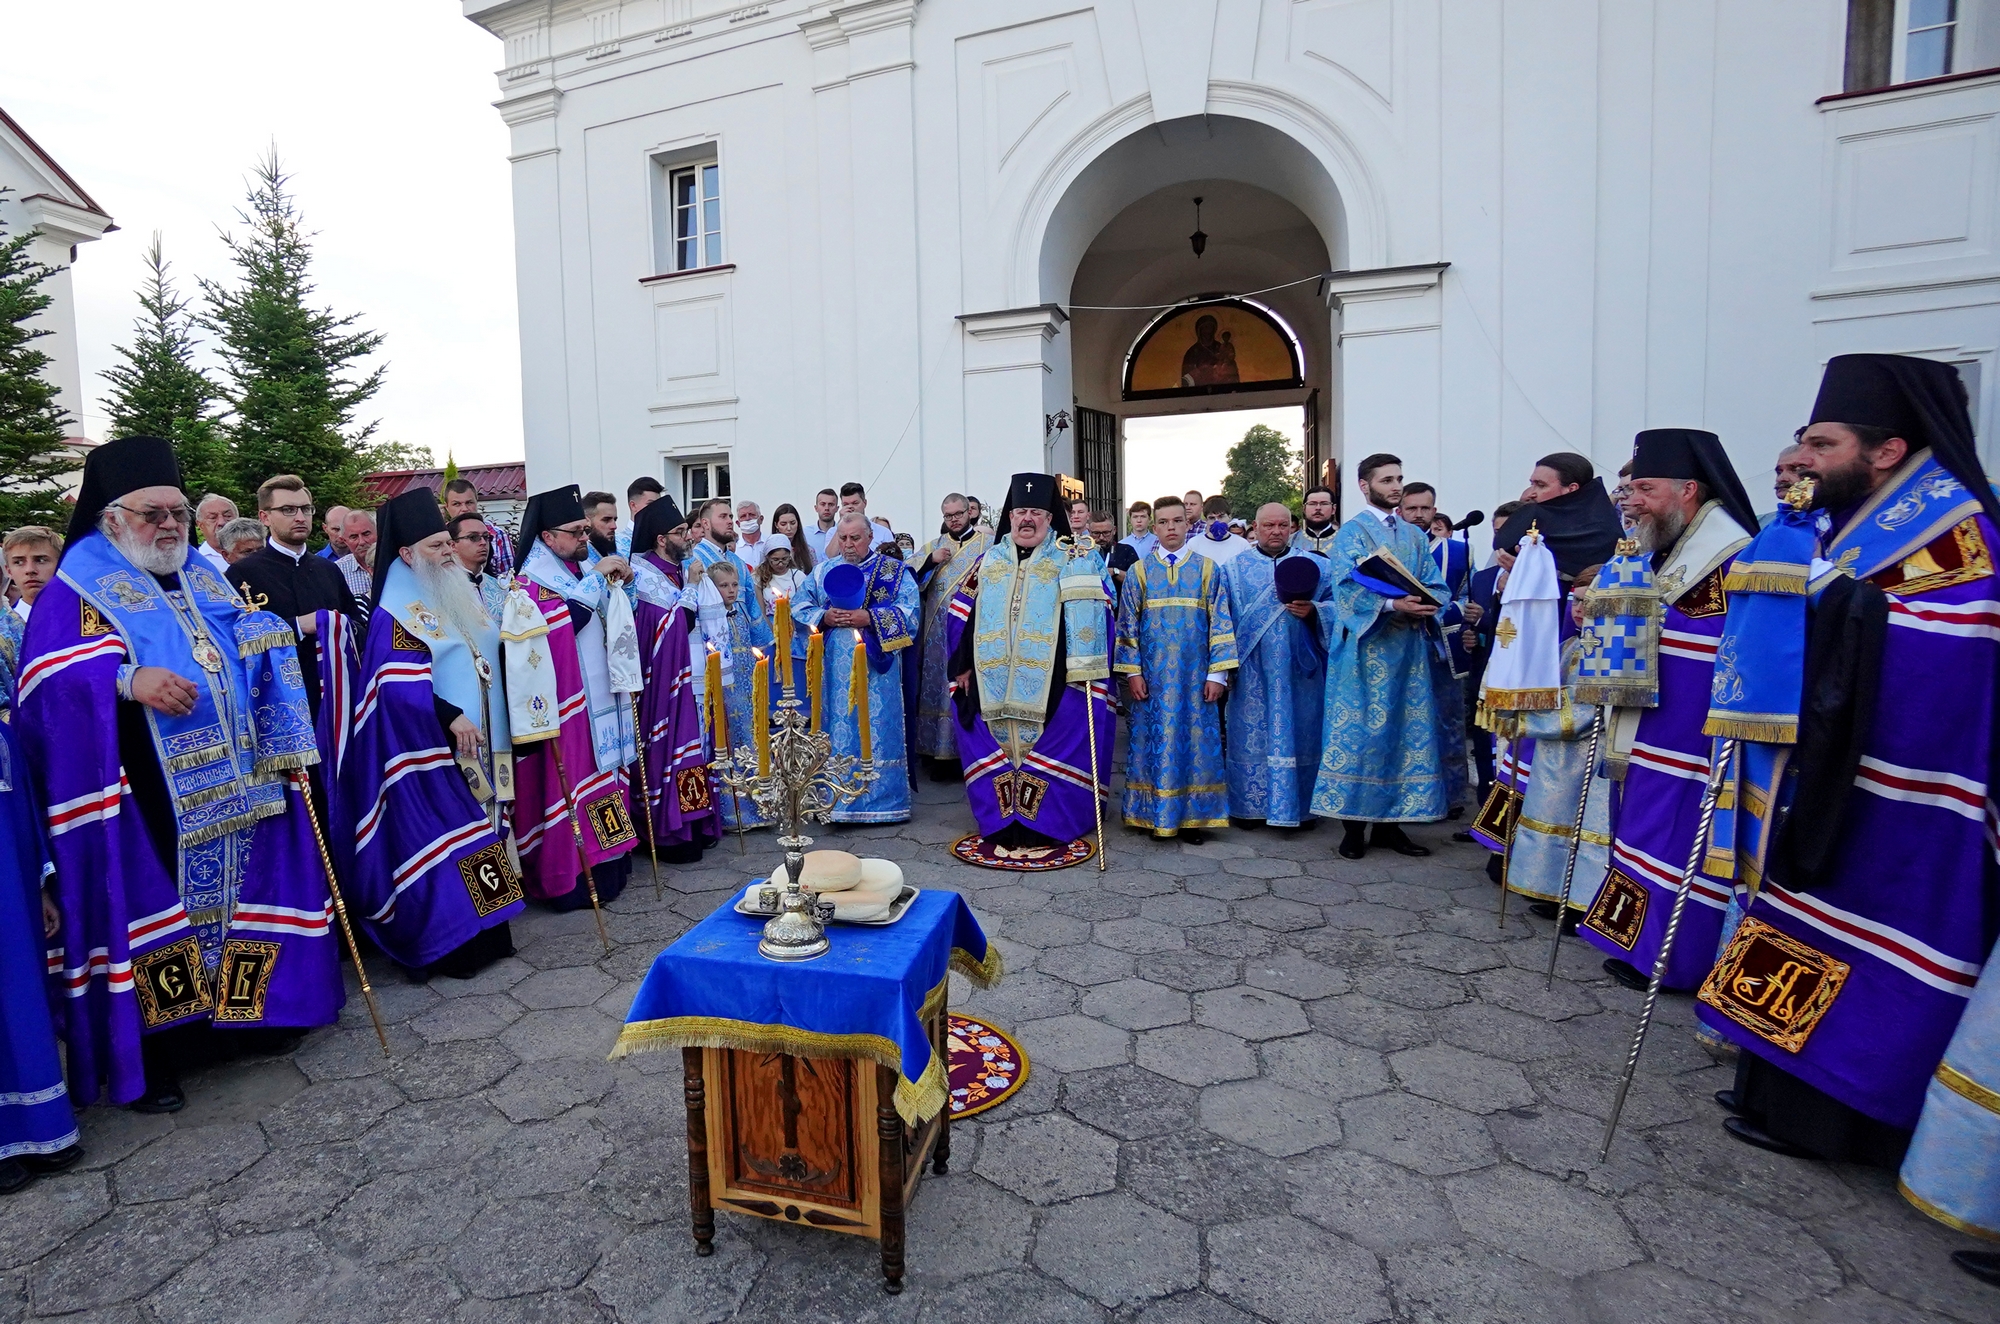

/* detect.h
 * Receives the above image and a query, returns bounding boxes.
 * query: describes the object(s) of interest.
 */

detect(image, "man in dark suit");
[226,475,367,721]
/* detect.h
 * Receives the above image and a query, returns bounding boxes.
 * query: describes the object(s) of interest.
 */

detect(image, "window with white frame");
[1893,0,1999,82]
[669,163,722,271]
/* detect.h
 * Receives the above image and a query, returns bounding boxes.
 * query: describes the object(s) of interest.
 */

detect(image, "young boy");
[1115,496,1237,841]
[3,528,61,623]
[694,561,773,830]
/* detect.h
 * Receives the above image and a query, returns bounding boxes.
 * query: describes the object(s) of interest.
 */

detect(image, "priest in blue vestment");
[791,514,920,823]
[1115,495,1237,841]
[1223,503,1332,829]
[0,719,80,1189]
[1310,453,1450,859]
[945,473,1115,854]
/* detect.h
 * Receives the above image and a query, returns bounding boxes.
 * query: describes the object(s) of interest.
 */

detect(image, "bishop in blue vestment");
[1310,455,1450,858]
[1223,504,1333,828]
[1115,497,1237,839]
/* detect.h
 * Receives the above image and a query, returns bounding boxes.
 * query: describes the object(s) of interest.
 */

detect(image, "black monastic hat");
[1809,353,2000,528]
[370,488,449,605]
[1629,428,1760,537]
[993,472,1071,543]
[629,493,689,560]
[513,484,587,569]
[63,434,183,556]
[1492,477,1624,581]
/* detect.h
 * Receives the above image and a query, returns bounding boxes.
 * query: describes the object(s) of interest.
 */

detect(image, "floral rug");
[949,832,1095,872]
[946,1014,1029,1117]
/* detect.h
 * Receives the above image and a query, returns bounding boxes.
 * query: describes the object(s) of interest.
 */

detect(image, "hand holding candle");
[752,650,770,777]
[849,629,871,762]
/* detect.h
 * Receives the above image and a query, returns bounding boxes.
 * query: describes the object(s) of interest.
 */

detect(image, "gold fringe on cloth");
[1701,713,1799,743]
[253,751,319,776]
[179,797,287,848]
[1480,686,1562,712]
[1579,590,1661,618]
[606,963,994,1126]
[1900,1177,2000,1241]
[165,744,231,775]
[236,626,298,658]
[1721,562,1809,595]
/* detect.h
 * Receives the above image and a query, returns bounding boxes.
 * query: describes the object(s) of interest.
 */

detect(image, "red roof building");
[359,462,527,533]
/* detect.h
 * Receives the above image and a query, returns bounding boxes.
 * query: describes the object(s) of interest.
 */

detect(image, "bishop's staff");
[290,770,390,1055]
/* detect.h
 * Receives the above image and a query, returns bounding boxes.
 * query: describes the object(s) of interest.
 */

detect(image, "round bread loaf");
[771,849,863,892]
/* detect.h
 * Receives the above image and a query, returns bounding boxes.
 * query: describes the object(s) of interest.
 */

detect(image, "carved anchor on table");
[741,1054,841,1187]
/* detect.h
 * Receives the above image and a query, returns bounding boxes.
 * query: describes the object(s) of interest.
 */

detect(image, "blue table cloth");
[611,888,1001,1124]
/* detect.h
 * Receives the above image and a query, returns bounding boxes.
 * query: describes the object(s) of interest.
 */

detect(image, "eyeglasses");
[454,532,493,544]
[264,503,315,519]
[115,502,193,528]
[551,524,589,538]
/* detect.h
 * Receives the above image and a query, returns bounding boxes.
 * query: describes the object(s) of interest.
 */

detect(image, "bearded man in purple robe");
[627,495,722,862]
[17,436,343,1112]
[1698,354,2000,1167]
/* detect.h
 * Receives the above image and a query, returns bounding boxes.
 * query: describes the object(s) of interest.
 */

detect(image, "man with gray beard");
[324,488,524,979]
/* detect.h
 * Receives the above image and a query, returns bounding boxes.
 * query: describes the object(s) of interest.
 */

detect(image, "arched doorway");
[1038,116,1345,515]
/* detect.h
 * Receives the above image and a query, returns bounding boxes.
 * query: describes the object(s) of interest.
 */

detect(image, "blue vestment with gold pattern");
[1115,547,1236,835]
[1222,548,1332,827]
[792,554,919,822]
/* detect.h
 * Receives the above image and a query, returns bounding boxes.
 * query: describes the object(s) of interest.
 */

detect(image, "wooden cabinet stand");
[680,1001,950,1293]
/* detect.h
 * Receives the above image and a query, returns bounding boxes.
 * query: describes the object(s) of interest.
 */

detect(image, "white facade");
[0,109,115,436]
[464,0,2000,534]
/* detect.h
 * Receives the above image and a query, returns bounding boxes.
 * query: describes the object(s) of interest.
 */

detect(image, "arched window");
[1121,298,1304,401]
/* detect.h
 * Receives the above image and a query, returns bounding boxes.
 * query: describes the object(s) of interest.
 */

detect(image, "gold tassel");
[950,944,1005,989]
[1701,714,1798,743]
[236,628,297,658]
[1722,563,1810,595]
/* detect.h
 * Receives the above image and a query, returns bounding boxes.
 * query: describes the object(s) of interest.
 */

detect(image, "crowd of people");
[0,352,1991,1281]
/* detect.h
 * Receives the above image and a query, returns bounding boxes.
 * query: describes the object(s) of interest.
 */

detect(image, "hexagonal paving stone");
[1389,1044,1536,1114]
[1388,1243,1590,1324]
[962,970,1079,1024]
[1318,902,1424,936]
[114,1123,266,1203]
[1060,1064,1198,1140]
[1193,986,1308,1041]
[1135,1025,1259,1087]
[1444,1163,1641,1276]
[1100,869,1182,898]
[1135,1291,1262,1324]
[1244,948,1349,1000]
[977,884,1054,915]
[1185,872,1269,900]
[1485,1104,1659,1196]
[1288,1149,1462,1253]
[1209,1214,1392,1324]
[1050,891,1141,921]
[1230,896,1324,931]
[1186,921,1278,959]
[1013,1013,1131,1073]
[1037,942,1138,986]
[1219,855,1302,879]
[0,1172,111,1270]
[1395,931,1510,974]
[1621,1186,1841,1303]
[1306,992,1437,1052]
[1082,978,1191,1030]
[1353,964,1470,1011]
[412,993,526,1044]
[1471,966,1600,1020]
[1341,1091,1497,1176]
[972,1112,1119,1205]
[1271,875,1361,906]
[1119,1130,1290,1224]
[1435,1002,1571,1063]
[1032,1192,1200,1308]
[1198,1078,1343,1157]
[1262,1033,1391,1101]
[1093,917,1188,954]
[1145,949,1243,992]
[1139,892,1233,927]
[1359,880,1444,911]
[510,965,619,1010]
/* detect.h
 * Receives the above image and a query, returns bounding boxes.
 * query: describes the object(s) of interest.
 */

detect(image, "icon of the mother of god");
[1179,314,1239,388]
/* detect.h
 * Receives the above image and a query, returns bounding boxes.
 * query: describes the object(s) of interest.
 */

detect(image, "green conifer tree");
[201,149,387,511]
[1220,422,1304,519]
[101,233,233,504]
[0,196,76,529]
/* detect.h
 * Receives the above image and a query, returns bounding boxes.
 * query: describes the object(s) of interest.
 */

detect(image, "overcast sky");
[8,1,521,466]
[1124,406,1305,507]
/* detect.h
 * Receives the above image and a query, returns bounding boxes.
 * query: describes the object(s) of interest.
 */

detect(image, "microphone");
[1453,510,1485,532]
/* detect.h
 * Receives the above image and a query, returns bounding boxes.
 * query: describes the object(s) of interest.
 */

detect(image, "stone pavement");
[3,774,1992,1324]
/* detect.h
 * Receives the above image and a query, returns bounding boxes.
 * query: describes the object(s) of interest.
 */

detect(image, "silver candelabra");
[710,696,878,961]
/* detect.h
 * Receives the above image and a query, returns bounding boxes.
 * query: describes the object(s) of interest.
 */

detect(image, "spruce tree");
[1221,422,1304,519]
[201,149,387,511]
[101,233,233,504]
[0,195,76,529]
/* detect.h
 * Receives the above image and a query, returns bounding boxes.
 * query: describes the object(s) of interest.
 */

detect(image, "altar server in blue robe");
[792,514,920,823]
[0,720,79,1189]
[1311,453,1451,859]
[1116,495,1237,840]
[1223,503,1333,829]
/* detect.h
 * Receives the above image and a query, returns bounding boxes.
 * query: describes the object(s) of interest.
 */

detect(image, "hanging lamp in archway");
[1189,196,1206,258]
[1122,297,1304,401]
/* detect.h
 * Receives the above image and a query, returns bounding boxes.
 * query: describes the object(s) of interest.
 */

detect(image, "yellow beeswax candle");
[773,595,792,697]
[807,628,824,732]
[704,645,725,755]
[849,630,871,762]
[752,650,770,777]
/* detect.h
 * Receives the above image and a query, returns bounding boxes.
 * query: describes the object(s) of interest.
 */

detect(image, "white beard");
[410,553,494,642]
[106,518,189,576]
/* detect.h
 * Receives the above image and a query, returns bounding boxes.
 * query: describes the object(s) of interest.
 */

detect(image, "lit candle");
[752,650,770,777]
[705,645,725,756]
[773,595,792,697]
[849,630,871,762]
[807,628,824,732]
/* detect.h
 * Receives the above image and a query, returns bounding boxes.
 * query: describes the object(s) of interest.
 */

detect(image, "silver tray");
[733,883,922,927]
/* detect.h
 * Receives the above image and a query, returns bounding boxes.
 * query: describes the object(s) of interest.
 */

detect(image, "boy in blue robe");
[1223,503,1333,829]
[1310,452,1450,858]
[694,560,775,830]
[1116,495,1237,840]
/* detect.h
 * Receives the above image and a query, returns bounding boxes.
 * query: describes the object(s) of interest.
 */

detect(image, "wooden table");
[679,995,950,1294]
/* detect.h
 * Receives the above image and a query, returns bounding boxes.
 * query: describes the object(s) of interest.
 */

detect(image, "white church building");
[463,0,2000,531]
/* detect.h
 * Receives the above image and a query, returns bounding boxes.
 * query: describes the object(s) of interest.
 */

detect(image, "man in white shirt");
[1187,496,1251,566]
[803,487,840,562]
[734,499,768,568]
[193,493,238,577]
[837,482,896,550]
[2,527,60,622]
